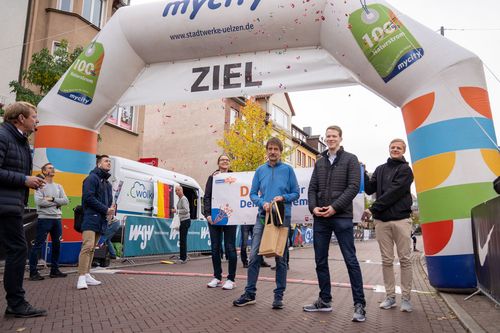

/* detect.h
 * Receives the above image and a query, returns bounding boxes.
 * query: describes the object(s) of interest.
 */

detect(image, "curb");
[418,253,485,333]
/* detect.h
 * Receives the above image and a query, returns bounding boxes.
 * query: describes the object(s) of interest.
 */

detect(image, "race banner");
[123,216,211,257]
[211,168,367,226]
[211,168,314,225]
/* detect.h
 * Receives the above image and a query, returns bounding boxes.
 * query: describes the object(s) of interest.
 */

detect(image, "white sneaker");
[207,278,222,288]
[77,275,88,290]
[222,280,235,290]
[85,273,102,286]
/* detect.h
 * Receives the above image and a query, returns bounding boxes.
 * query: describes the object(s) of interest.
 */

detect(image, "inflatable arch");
[34,0,498,289]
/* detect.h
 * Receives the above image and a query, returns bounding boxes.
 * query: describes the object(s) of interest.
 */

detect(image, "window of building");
[83,0,106,27]
[308,156,313,167]
[296,151,301,166]
[285,144,292,163]
[301,152,306,167]
[57,0,73,12]
[107,105,136,132]
[51,41,64,55]
[229,108,238,125]
[271,104,289,129]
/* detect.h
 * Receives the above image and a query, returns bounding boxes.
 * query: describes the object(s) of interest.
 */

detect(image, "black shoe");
[5,302,47,318]
[272,298,284,309]
[50,270,67,278]
[270,266,276,270]
[29,273,44,281]
[352,303,366,322]
[109,255,117,259]
[260,260,271,268]
[242,262,248,268]
[233,294,256,307]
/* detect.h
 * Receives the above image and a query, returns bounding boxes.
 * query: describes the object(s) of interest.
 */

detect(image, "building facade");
[291,124,325,168]
[1,0,143,159]
[141,93,297,186]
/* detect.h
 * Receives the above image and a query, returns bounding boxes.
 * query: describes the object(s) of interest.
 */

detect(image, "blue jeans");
[245,215,289,300]
[99,221,120,257]
[313,216,365,306]
[29,218,62,275]
[208,224,237,281]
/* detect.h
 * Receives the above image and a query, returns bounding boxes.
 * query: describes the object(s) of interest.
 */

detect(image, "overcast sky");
[130,0,500,172]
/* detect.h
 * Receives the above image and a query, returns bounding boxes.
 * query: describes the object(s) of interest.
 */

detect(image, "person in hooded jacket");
[76,155,114,290]
[362,138,414,313]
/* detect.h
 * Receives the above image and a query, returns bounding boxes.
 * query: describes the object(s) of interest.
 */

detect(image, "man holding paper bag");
[233,137,299,310]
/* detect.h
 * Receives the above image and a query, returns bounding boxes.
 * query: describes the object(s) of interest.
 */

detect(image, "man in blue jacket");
[233,137,299,310]
[76,155,114,290]
[0,102,47,318]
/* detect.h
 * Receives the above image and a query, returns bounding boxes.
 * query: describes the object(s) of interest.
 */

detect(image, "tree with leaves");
[217,99,293,172]
[9,40,83,106]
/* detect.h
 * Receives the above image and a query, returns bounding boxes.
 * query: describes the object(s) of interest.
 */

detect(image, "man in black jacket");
[76,155,114,290]
[362,138,414,313]
[303,125,366,322]
[0,102,47,318]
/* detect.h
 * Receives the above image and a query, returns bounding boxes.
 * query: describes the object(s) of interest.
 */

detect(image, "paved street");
[0,238,498,332]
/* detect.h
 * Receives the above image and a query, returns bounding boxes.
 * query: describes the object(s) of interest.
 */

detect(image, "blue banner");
[123,216,212,257]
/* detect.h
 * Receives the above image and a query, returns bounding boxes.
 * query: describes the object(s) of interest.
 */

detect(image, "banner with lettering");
[123,216,211,257]
[211,168,366,225]
[211,169,314,225]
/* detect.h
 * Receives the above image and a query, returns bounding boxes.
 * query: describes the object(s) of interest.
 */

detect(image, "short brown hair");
[326,125,342,137]
[266,137,283,152]
[96,154,110,165]
[389,138,407,149]
[3,102,36,124]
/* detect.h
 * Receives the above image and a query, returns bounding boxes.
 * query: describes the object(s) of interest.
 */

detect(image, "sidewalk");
[0,238,498,332]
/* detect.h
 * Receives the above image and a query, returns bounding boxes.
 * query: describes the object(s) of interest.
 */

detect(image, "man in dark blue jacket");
[303,125,366,323]
[0,102,47,318]
[76,155,114,290]
[362,138,414,313]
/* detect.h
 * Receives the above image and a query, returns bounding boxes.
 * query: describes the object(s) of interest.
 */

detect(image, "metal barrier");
[470,196,500,305]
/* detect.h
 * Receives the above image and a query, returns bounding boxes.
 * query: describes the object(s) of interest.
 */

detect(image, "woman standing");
[203,155,237,289]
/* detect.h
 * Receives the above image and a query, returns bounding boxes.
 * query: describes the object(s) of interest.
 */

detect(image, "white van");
[109,156,204,222]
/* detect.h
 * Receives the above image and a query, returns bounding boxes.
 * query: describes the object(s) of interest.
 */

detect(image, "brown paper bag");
[258,208,289,257]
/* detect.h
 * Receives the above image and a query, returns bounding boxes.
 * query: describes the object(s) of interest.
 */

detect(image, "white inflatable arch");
[35,0,499,289]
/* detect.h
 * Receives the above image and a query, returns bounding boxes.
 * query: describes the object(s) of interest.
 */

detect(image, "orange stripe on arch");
[401,92,435,134]
[459,87,492,119]
[35,126,97,153]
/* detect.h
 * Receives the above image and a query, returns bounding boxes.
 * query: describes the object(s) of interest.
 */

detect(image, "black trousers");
[179,219,191,261]
[0,214,27,308]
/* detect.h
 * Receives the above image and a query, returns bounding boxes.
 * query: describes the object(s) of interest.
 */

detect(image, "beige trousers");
[374,218,413,300]
[77,230,100,275]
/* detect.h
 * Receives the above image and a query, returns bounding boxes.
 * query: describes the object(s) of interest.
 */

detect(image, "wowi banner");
[211,168,364,225]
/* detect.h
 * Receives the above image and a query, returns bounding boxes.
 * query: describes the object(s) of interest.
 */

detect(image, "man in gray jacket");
[172,186,190,263]
[29,163,69,280]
